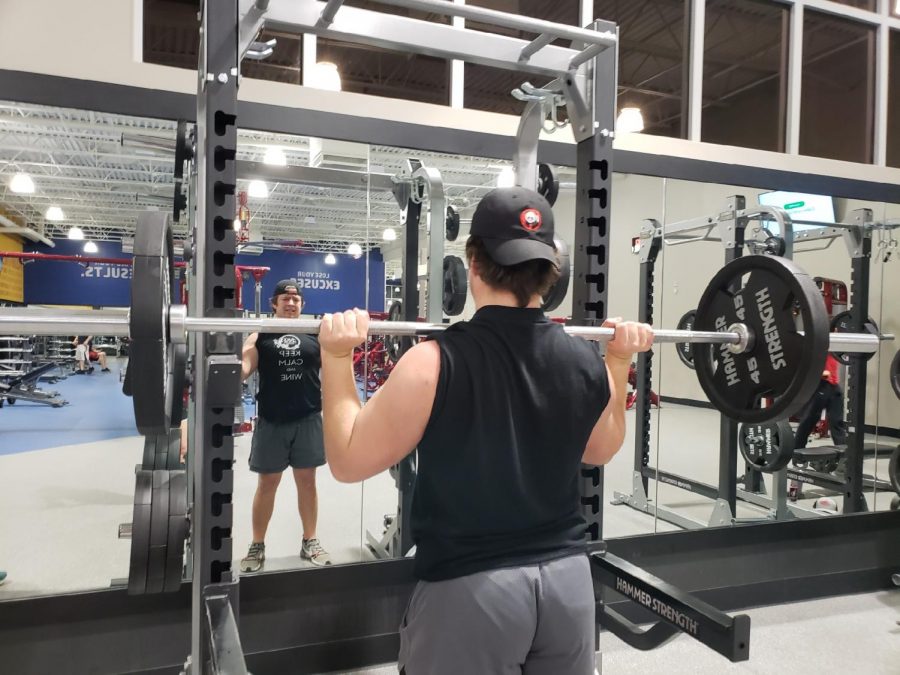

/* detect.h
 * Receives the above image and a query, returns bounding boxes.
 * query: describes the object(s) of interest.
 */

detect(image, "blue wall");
[24,240,385,313]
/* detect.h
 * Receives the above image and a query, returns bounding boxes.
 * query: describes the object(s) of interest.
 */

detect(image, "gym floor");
[0,356,897,672]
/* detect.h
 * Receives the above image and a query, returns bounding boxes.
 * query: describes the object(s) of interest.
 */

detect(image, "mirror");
[652,177,895,530]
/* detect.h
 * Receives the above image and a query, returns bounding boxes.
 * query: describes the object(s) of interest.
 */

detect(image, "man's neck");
[473,289,542,310]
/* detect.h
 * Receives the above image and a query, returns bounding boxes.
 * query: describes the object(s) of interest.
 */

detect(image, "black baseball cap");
[470,186,557,268]
[272,279,301,300]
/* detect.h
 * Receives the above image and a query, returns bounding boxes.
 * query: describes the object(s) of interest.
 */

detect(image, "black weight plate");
[537,163,559,206]
[829,310,878,366]
[169,342,187,429]
[146,470,171,594]
[675,310,697,370]
[891,350,900,400]
[121,361,133,397]
[693,255,828,424]
[142,433,162,470]
[888,445,900,496]
[172,180,186,223]
[445,205,460,242]
[442,255,467,316]
[764,236,786,257]
[542,238,570,312]
[128,468,153,595]
[133,211,173,259]
[173,120,191,180]
[164,470,188,592]
[165,427,184,470]
[738,420,795,473]
[386,301,415,362]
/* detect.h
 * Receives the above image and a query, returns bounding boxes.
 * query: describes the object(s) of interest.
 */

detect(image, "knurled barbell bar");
[0,213,893,432]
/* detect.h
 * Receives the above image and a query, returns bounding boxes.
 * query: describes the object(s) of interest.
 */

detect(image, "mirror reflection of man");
[238,279,331,572]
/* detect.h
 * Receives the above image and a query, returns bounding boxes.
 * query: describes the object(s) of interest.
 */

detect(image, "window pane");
[702,0,788,152]
[319,0,450,105]
[143,0,304,85]
[463,1,579,116]
[826,0,876,10]
[888,30,900,168]
[594,0,687,138]
[800,11,875,163]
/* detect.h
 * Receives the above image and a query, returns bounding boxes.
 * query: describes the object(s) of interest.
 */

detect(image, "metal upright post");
[190,2,243,672]
[710,196,746,526]
[842,210,873,514]
[633,226,662,494]
[572,19,617,544]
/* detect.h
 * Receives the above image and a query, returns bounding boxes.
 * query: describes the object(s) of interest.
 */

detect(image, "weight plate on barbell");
[541,237,570,312]
[127,468,153,595]
[829,310,878,365]
[537,163,559,207]
[675,310,697,370]
[693,255,829,424]
[738,420,795,473]
[131,213,176,434]
[169,342,187,429]
[445,205,460,242]
[891,349,900,401]
[386,301,415,362]
[442,255,467,316]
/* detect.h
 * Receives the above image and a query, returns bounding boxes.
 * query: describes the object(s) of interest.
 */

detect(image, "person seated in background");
[0,569,6,585]
[794,352,848,450]
[72,336,110,373]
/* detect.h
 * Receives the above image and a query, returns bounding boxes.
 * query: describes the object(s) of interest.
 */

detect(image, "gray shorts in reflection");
[399,553,595,675]
[249,413,325,473]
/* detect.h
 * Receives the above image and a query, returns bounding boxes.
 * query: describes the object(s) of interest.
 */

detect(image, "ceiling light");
[304,215,316,225]
[324,253,337,265]
[309,62,342,92]
[496,166,515,188]
[347,243,363,258]
[83,241,99,254]
[248,180,268,199]
[616,107,644,134]
[67,226,85,240]
[263,146,287,166]
[9,172,35,194]
[45,206,65,221]
[382,227,397,241]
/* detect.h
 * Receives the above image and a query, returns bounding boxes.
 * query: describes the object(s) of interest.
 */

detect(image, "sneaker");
[301,538,332,566]
[101,368,111,373]
[0,570,6,585]
[239,542,265,573]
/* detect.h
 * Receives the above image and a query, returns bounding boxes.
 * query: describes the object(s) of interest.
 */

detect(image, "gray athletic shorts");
[249,413,325,473]
[398,553,595,675]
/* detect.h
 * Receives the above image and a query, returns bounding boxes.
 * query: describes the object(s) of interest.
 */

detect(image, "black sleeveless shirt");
[411,305,611,581]
[254,332,322,423]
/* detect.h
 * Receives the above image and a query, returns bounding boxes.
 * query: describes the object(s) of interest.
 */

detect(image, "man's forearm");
[321,353,362,471]
[604,354,632,443]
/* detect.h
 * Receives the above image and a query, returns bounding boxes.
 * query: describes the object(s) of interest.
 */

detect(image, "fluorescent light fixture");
[304,215,316,225]
[382,227,397,241]
[496,166,515,188]
[263,146,287,166]
[9,172,35,194]
[616,107,644,134]
[67,226,85,240]
[324,253,337,265]
[83,241,99,254]
[347,243,363,258]
[45,206,65,221]
[233,217,242,231]
[309,62,342,91]
[248,180,268,199]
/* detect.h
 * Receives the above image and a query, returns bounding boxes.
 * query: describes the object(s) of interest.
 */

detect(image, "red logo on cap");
[520,208,542,231]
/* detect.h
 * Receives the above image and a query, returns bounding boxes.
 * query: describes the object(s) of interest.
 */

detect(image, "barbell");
[0,214,893,432]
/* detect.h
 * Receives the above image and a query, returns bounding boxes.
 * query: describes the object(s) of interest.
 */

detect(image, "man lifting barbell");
[238,280,331,573]
[319,186,654,675]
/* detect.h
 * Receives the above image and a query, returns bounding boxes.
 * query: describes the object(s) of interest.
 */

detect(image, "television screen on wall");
[758,190,836,234]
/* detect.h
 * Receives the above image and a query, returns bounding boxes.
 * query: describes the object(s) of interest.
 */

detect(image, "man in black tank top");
[238,280,332,573]
[319,187,653,674]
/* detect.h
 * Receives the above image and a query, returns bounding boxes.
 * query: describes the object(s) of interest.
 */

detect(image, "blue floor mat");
[0,364,139,455]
